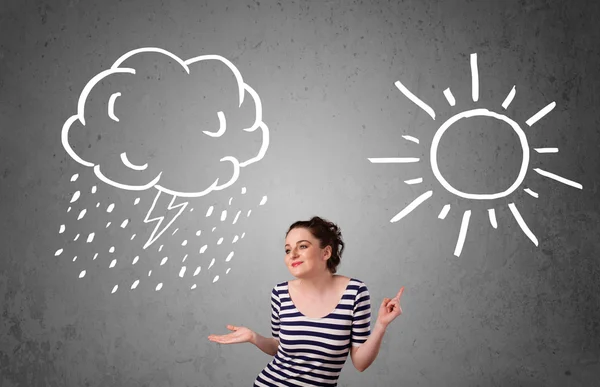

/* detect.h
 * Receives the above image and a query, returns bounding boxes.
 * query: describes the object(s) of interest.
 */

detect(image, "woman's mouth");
[292,262,303,267]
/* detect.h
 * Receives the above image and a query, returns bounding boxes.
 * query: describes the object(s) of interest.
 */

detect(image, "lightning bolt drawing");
[143,190,189,249]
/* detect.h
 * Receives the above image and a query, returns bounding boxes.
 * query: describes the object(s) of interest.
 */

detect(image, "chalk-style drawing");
[60,172,267,290]
[61,47,270,249]
[58,47,270,291]
[369,53,582,256]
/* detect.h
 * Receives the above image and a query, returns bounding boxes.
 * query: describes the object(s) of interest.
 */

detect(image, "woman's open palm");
[208,325,254,344]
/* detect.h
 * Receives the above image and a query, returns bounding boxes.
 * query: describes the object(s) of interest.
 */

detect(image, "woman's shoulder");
[345,276,367,286]
[272,280,290,290]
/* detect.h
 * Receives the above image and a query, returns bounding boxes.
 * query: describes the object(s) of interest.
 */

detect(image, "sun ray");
[533,168,582,189]
[368,157,420,163]
[454,210,471,256]
[487,208,497,229]
[508,203,538,246]
[390,190,433,223]
[402,135,420,144]
[502,85,516,110]
[394,80,436,120]
[524,188,539,198]
[438,204,451,219]
[470,53,479,102]
[534,147,559,153]
[443,88,456,106]
[404,177,423,185]
[526,101,556,126]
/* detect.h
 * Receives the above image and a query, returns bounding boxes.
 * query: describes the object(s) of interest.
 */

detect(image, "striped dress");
[253,278,371,386]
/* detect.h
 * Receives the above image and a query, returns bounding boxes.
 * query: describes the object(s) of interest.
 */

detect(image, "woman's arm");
[350,321,387,372]
[351,287,405,372]
[251,331,280,356]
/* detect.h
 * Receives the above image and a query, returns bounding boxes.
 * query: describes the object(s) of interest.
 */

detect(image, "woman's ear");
[323,245,332,260]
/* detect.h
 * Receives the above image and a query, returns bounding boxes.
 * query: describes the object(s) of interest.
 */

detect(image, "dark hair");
[286,216,345,274]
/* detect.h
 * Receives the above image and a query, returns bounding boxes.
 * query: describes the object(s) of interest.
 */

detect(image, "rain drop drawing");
[369,53,582,257]
[58,47,270,290]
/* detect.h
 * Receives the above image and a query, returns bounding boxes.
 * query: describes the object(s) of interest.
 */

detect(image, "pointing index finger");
[395,286,405,301]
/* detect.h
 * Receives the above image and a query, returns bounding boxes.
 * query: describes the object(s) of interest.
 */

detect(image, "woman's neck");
[297,272,336,297]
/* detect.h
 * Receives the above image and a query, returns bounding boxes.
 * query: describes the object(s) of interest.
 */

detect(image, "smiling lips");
[292,262,303,267]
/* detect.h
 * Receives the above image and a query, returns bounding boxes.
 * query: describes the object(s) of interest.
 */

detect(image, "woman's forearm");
[251,331,279,356]
[352,322,387,372]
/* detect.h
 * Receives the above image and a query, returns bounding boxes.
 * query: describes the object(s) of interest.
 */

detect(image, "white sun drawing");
[369,53,583,257]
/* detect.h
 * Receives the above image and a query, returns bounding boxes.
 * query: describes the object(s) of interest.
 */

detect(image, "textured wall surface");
[1,0,599,386]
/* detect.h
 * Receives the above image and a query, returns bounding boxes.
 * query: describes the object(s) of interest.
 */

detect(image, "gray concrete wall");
[1,0,599,386]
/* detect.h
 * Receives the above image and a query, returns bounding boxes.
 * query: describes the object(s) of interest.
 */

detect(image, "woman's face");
[284,227,331,277]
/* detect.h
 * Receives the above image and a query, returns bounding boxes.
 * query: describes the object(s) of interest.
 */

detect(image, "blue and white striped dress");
[254,278,371,386]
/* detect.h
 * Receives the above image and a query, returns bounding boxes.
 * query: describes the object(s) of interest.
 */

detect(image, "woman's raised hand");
[376,286,405,328]
[208,325,255,344]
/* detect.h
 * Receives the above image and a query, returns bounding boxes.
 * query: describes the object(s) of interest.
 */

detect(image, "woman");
[208,216,404,386]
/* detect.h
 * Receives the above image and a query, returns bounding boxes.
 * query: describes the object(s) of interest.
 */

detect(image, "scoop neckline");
[286,277,354,320]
